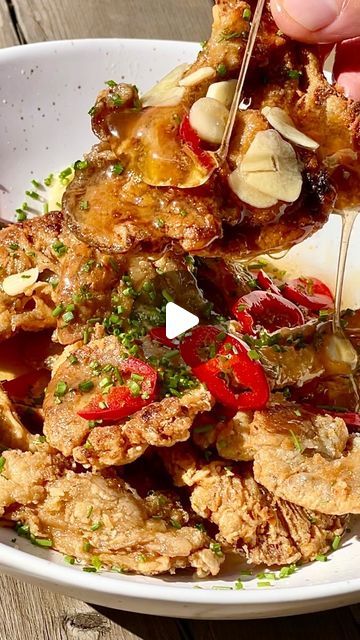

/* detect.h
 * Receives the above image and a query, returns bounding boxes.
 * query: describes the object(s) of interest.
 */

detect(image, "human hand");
[270,0,360,99]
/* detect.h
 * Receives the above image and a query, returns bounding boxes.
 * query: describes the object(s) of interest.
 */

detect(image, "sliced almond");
[2,267,39,296]
[228,166,278,208]
[179,66,216,87]
[240,130,303,203]
[206,79,237,109]
[189,97,229,145]
[142,63,188,108]
[261,106,319,150]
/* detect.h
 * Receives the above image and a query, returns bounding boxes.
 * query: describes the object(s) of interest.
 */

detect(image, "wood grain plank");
[0,0,20,47]
[190,606,360,640]
[0,574,183,640]
[11,0,212,43]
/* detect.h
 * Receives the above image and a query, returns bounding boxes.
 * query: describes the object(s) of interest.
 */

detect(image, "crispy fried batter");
[250,405,360,514]
[161,443,347,566]
[0,212,64,341]
[44,336,213,468]
[0,450,222,577]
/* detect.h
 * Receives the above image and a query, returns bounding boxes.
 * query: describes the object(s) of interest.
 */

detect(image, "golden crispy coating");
[250,405,360,514]
[161,443,347,566]
[44,336,213,468]
[0,450,222,577]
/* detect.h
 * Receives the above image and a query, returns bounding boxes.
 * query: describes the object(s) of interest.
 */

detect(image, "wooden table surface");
[0,0,359,638]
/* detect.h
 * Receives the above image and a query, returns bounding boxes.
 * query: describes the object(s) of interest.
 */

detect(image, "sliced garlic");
[142,86,185,108]
[228,166,278,208]
[189,97,229,145]
[2,267,39,296]
[261,106,319,150]
[179,66,216,87]
[142,63,188,108]
[240,130,303,203]
[206,80,237,109]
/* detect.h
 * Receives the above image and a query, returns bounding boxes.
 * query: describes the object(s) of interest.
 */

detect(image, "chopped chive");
[31,179,41,189]
[87,505,94,519]
[74,159,88,171]
[0,456,5,473]
[25,190,40,200]
[79,200,89,210]
[243,7,251,20]
[78,380,94,393]
[210,542,223,557]
[332,535,341,551]
[105,79,117,88]
[32,537,53,548]
[111,94,123,107]
[257,581,272,588]
[62,311,74,324]
[234,579,244,590]
[289,429,304,453]
[287,69,302,79]
[248,349,260,361]
[59,167,72,180]
[16,209,27,221]
[52,241,67,257]
[44,173,54,187]
[90,521,103,531]
[91,555,102,570]
[52,304,64,318]
[54,381,68,398]
[216,63,227,77]
[82,540,91,552]
[83,566,97,572]
[170,518,182,529]
[154,218,165,228]
[112,163,124,175]
[64,555,75,564]
[162,289,174,303]
[43,203,49,214]
[315,554,328,562]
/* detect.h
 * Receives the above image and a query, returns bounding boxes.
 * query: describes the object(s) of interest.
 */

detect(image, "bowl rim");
[0,36,359,609]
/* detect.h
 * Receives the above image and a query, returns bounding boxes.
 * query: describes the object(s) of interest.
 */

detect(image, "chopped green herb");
[78,380,94,393]
[74,159,88,171]
[32,537,53,548]
[88,105,96,116]
[200,40,207,49]
[287,69,302,80]
[332,535,341,551]
[52,304,64,318]
[59,167,73,180]
[64,555,75,565]
[289,430,304,453]
[243,7,251,20]
[9,242,19,251]
[16,210,27,221]
[219,30,248,42]
[111,94,123,107]
[105,80,118,88]
[79,200,89,210]
[195,523,206,533]
[294,408,302,417]
[162,289,174,303]
[43,203,49,214]
[83,566,97,572]
[257,581,272,588]
[54,381,68,398]
[248,349,260,361]
[62,311,74,324]
[82,540,91,552]
[316,554,328,562]
[44,173,54,187]
[52,241,68,257]
[90,521,103,531]
[216,63,227,77]
[112,163,124,175]
[91,555,102,570]
[0,456,5,473]
[170,518,182,529]
[31,179,41,189]
[210,542,223,557]
[279,564,297,578]
[25,190,40,200]
[234,579,244,590]
[154,218,165,228]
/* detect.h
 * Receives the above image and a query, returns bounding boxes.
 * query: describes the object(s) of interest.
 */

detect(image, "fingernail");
[282,0,341,31]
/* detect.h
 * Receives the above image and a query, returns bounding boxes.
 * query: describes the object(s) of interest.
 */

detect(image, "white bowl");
[0,38,359,620]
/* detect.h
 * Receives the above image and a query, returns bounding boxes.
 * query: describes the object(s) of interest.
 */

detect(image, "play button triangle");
[165,302,199,340]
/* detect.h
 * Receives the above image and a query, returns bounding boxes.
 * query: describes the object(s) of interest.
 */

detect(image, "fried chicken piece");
[64,1,360,259]
[43,336,213,468]
[250,405,360,514]
[0,212,64,341]
[161,444,347,566]
[1,450,222,577]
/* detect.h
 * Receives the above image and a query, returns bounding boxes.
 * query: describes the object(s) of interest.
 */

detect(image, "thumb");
[270,0,360,44]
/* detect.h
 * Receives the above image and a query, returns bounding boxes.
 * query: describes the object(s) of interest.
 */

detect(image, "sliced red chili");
[179,325,225,368]
[179,115,215,171]
[282,277,334,311]
[149,326,178,349]
[256,269,281,295]
[181,327,270,410]
[78,357,157,422]
[232,290,305,335]
[2,369,50,400]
